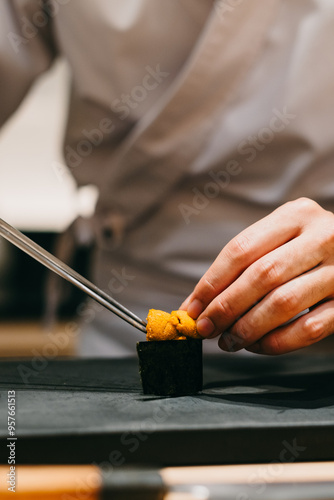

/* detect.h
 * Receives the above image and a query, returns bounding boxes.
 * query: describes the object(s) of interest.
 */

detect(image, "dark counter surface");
[0,353,333,465]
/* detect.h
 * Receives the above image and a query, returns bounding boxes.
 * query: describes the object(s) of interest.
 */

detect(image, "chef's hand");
[181,198,334,355]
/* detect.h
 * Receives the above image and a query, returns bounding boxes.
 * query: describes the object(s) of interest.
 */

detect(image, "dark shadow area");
[201,354,334,409]
[0,232,89,319]
[201,370,334,409]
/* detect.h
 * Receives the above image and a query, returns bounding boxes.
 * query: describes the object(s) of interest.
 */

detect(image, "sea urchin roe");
[146,309,201,341]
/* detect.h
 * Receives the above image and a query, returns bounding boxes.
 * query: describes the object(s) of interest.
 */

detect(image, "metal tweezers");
[0,218,147,333]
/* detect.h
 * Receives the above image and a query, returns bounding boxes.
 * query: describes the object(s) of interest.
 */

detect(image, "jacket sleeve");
[0,0,57,127]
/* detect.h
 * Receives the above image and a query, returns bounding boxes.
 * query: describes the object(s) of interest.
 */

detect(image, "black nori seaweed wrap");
[137,339,202,396]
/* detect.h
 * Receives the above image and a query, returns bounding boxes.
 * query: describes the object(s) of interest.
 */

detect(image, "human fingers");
[218,263,334,352]
[245,300,334,355]
[184,200,303,320]
[194,231,323,338]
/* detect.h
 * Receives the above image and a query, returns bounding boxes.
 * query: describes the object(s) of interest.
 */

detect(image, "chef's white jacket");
[1,0,334,356]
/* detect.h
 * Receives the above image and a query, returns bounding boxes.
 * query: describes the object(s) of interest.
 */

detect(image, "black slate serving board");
[0,353,333,465]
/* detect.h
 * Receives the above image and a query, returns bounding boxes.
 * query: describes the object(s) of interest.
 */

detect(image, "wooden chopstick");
[1,463,333,499]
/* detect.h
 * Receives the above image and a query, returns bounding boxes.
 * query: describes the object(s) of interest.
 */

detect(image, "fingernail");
[197,318,215,337]
[219,334,241,352]
[187,299,204,319]
[246,343,261,353]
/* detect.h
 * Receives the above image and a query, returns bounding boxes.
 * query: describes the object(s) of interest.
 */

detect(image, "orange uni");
[146,309,201,341]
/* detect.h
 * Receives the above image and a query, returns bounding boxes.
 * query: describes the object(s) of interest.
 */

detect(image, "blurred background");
[1,57,332,360]
[0,59,97,358]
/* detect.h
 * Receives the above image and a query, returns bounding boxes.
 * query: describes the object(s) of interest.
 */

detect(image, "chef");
[1,0,334,357]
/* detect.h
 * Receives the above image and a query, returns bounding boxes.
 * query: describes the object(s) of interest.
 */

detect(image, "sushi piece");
[137,309,203,396]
